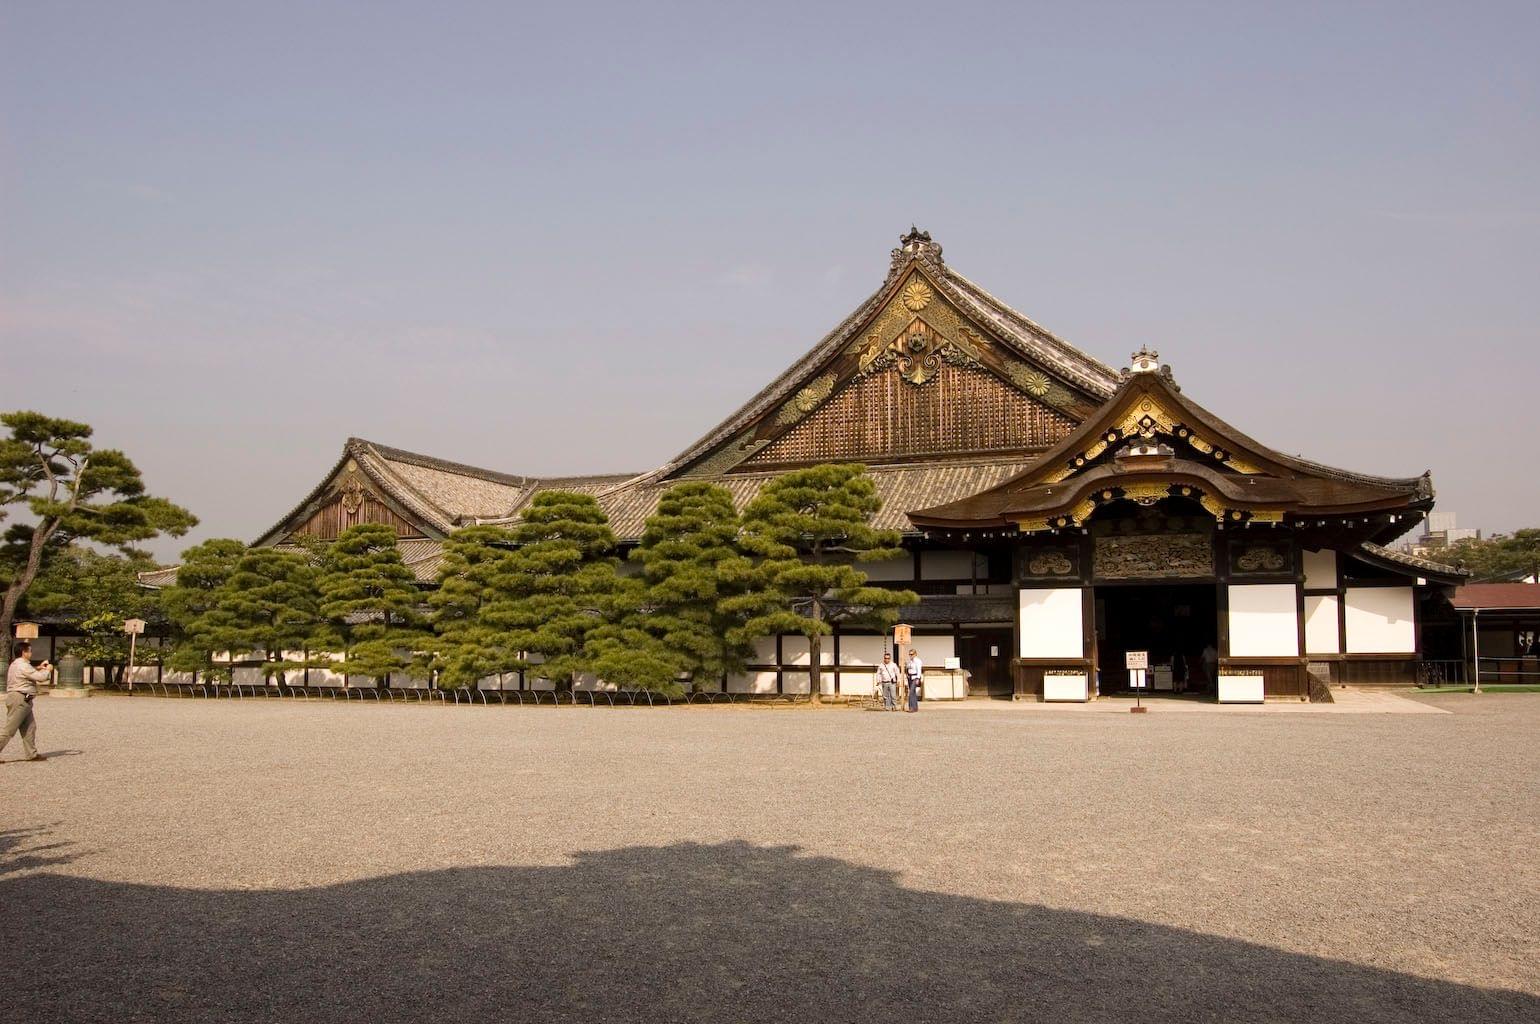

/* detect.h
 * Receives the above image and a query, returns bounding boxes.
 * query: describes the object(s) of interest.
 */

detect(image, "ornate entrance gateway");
[909,348,1467,701]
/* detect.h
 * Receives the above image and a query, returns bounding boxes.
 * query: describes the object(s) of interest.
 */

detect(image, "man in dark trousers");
[3,641,52,762]
[905,648,923,712]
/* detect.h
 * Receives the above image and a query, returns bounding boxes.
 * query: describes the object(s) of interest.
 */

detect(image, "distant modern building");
[1400,511,1481,556]
[146,229,1472,699]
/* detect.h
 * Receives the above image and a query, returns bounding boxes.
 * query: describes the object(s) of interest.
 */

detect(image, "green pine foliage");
[582,573,689,696]
[163,538,246,680]
[430,524,521,688]
[629,481,755,690]
[0,410,196,657]
[482,491,626,690]
[196,546,326,685]
[732,463,918,703]
[317,524,428,684]
[26,547,165,684]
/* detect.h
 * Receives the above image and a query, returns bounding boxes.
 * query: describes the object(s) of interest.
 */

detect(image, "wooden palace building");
[206,228,1466,701]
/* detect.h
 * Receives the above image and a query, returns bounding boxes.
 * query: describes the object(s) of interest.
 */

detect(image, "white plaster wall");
[920,549,975,580]
[751,636,778,664]
[727,671,778,694]
[1344,587,1416,654]
[908,635,956,668]
[1304,594,1341,655]
[1303,549,1338,591]
[1227,584,1300,657]
[1019,588,1084,659]
[780,635,833,666]
[781,671,811,694]
[838,670,876,695]
[838,635,888,666]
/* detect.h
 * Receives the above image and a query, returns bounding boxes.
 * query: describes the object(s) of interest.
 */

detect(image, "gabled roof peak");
[1120,346,1179,388]
[889,226,945,278]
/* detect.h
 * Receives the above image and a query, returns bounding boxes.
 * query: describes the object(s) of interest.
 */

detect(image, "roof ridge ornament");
[1121,346,1178,387]
[890,225,944,277]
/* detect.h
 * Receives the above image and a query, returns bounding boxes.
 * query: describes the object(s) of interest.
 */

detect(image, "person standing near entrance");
[3,642,52,762]
[876,652,900,711]
[905,648,923,712]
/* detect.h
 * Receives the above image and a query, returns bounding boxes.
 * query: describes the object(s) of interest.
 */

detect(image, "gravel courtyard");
[3,694,1536,1023]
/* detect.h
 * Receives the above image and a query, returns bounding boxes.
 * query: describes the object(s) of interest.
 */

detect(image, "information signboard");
[1124,650,1148,670]
[894,624,912,646]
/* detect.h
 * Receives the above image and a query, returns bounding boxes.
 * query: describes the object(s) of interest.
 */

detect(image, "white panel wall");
[908,635,956,669]
[751,636,778,664]
[1227,584,1300,657]
[781,635,833,666]
[1019,588,1084,659]
[726,671,778,694]
[1302,549,1337,591]
[836,636,885,695]
[1304,595,1341,655]
[1344,587,1416,654]
[781,671,811,694]
[920,549,975,580]
[838,635,888,666]
[861,557,914,582]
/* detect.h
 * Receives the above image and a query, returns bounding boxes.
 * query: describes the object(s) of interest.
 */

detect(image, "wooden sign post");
[124,618,146,692]
[894,623,912,649]
[1126,650,1149,714]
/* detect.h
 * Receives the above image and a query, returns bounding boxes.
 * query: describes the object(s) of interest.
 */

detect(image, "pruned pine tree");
[429,525,519,688]
[484,491,624,692]
[0,411,196,658]
[317,524,427,685]
[162,538,246,681]
[582,574,689,696]
[732,464,918,704]
[198,547,325,687]
[629,481,755,691]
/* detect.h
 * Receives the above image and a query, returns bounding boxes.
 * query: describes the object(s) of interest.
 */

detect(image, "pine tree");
[0,410,196,658]
[163,538,246,680]
[732,464,918,704]
[26,547,164,686]
[629,481,756,690]
[198,547,325,687]
[483,491,623,691]
[430,525,520,688]
[317,524,427,685]
[582,573,689,696]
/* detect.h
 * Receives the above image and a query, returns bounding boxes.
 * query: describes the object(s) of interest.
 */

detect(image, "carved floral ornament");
[336,471,371,515]
[1045,394,1263,483]
[1014,481,1285,534]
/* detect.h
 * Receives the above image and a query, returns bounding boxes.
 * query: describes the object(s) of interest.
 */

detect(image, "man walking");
[876,652,900,711]
[3,641,52,762]
[905,648,924,713]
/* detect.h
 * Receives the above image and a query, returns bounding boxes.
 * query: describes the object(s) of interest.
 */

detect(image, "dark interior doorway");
[957,629,1014,698]
[1095,584,1218,696]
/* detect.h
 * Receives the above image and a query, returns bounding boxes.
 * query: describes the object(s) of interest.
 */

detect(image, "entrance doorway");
[957,629,1013,698]
[1095,584,1218,696]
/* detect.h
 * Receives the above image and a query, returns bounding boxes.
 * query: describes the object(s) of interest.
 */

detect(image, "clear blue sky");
[2,1,1536,558]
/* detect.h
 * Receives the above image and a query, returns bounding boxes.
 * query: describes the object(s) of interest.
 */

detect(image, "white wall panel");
[726,671,778,694]
[838,670,876,695]
[1304,595,1341,655]
[1019,588,1084,659]
[1227,584,1300,657]
[1344,587,1416,654]
[751,636,778,664]
[781,671,811,694]
[1303,549,1337,591]
[781,635,833,666]
[838,635,888,666]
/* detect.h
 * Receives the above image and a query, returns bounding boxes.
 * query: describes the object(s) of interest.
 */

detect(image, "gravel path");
[3,693,1536,1023]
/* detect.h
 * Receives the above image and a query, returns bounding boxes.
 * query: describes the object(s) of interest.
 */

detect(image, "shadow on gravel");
[0,825,79,877]
[6,840,1534,1023]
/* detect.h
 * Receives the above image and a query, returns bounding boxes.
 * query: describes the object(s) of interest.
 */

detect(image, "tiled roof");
[1357,542,1467,582]
[1449,582,1540,610]
[136,566,180,589]
[597,458,1028,542]
[643,234,1121,484]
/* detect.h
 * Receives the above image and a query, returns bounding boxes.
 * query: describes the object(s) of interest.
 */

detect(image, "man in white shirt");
[905,649,924,712]
[3,641,52,762]
[875,652,900,711]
